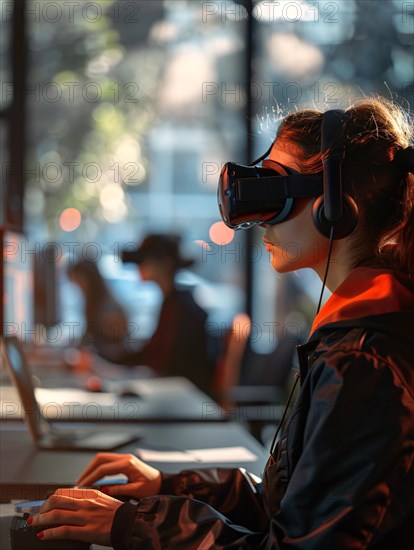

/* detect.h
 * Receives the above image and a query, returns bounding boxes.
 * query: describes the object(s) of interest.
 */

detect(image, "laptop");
[1,336,141,451]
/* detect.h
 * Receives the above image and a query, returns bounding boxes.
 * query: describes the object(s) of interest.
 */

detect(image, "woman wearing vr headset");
[29,97,414,549]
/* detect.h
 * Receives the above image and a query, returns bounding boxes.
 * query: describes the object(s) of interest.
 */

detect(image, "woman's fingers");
[39,493,81,513]
[76,459,130,488]
[32,508,85,529]
[102,475,161,500]
[76,452,125,484]
[30,488,121,546]
[77,455,151,488]
[101,481,145,499]
[37,525,90,543]
[45,488,103,502]
[39,490,110,515]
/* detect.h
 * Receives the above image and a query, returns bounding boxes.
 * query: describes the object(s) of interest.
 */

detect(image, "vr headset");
[217,109,358,239]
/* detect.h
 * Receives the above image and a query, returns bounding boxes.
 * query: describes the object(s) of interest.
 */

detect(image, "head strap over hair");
[392,146,414,174]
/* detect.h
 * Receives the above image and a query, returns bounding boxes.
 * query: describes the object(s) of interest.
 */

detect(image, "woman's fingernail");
[26,516,33,525]
[37,532,44,539]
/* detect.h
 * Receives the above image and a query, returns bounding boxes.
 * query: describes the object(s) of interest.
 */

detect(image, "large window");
[2,0,413,348]
[23,0,250,339]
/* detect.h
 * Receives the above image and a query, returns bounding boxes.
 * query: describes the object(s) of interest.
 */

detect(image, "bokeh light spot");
[60,208,81,232]
[209,222,234,245]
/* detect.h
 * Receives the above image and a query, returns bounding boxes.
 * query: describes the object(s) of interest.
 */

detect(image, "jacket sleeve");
[159,467,266,527]
[111,467,268,549]
[110,350,414,549]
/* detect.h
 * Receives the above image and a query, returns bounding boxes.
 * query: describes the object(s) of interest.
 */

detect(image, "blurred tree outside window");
[2,0,413,352]
[23,0,249,340]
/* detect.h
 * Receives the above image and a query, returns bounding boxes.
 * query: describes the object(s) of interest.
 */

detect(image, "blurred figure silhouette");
[119,234,212,393]
[67,258,129,362]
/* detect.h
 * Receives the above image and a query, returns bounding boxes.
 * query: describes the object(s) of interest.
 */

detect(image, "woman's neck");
[313,238,357,293]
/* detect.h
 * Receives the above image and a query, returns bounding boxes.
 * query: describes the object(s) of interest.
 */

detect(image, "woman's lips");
[263,238,274,249]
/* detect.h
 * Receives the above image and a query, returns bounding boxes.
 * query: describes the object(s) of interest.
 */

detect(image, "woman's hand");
[76,452,162,500]
[29,488,122,546]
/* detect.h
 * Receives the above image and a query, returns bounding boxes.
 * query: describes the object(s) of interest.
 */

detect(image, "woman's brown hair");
[276,97,414,278]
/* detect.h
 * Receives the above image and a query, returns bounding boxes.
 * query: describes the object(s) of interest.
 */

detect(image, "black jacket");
[111,269,414,549]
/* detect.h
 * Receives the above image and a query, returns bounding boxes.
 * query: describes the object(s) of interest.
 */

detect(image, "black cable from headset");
[269,226,335,456]
[269,372,300,455]
[316,226,335,315]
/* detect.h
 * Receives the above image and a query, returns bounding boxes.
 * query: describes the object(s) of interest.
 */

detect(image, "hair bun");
[393,146,414,174]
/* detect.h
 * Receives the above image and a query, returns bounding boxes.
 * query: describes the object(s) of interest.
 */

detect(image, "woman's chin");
[270,258,297,273]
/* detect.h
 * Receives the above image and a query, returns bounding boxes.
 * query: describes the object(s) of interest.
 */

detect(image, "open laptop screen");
[2,336,51,444]
[2,336,141,451]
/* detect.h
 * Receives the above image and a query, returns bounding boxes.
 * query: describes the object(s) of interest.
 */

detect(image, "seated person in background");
[67,258,129,362]
[118,233,212,393]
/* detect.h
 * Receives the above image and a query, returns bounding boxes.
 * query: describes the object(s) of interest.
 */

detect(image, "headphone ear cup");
[312,195,358,239]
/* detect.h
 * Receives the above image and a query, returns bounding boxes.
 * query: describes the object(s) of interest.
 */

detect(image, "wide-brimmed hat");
[121,234,194,269]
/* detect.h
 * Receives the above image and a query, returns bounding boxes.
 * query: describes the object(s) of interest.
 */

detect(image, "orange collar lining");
[311,268,414,335]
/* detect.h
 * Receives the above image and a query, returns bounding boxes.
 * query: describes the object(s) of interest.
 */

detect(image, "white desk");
[0,377,225,423]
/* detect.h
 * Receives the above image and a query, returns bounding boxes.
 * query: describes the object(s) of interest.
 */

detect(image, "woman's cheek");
[268,245,296,273]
